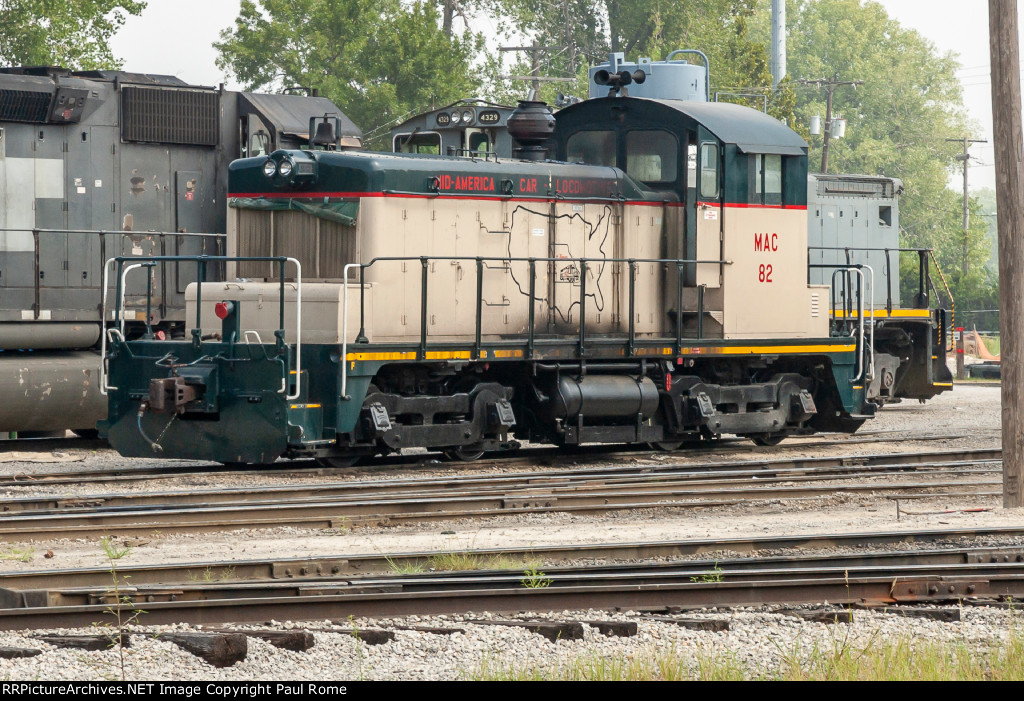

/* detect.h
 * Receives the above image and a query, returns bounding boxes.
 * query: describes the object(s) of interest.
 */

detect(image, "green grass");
[423,551,543,572]
[0,546,35,562]
[470,646,746,681]
[981,334,1001,356]
[470,632,1024,681]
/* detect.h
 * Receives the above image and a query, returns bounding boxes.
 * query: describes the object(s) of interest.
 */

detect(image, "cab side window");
[699,143,719,199]
[750,153,782,205]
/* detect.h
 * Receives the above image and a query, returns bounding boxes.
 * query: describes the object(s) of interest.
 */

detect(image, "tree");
[0,0,145,69]
[490,0,794,123]
[215,0,487,149]
[753,0,991,311]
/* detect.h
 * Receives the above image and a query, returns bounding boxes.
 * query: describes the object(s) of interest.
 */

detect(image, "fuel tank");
[552,375,660,419]
[0,351,105,432]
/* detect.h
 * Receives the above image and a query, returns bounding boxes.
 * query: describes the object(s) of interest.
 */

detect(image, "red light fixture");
[215,301,233,319]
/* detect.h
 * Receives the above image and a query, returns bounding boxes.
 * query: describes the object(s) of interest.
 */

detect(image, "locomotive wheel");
[316,455,361,469]
[647,440,684,452]
[443,446,486,462]
[750,433,787,447]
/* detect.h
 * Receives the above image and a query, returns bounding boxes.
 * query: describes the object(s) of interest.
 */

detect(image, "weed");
[99,536,143,681]
[471,632,1024,681]
[690,562,724,583]
[385,557,425,575]
[520,567,552,588]
[0,546,35,563]
[186,565,236,583]
[426,551,539,572]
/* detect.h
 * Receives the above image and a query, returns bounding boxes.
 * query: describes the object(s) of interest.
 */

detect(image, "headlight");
[451,111,461,124]
[262,160,277,177]
[462,110,473,123]
[278,159,293,177]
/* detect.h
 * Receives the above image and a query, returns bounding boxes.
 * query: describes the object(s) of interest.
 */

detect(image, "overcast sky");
[109,0,1016,190]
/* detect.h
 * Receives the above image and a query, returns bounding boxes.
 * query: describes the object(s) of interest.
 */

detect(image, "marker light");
[215,301,234,319]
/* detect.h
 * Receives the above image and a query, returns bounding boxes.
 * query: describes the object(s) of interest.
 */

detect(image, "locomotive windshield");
[626,130,678,183]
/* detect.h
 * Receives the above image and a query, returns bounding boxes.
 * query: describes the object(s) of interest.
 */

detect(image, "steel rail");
[9,545,1024,609]
[0,431,983,487]
[0,454,1000,515]
[0,479,1000,541]
[2,560,1023,631]
[5,526,1024,591]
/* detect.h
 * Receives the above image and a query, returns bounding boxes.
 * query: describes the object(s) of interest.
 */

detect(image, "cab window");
[750,154,782,204]
[394,132,441,154]
[567,130,616,166]
[699,143,719,199]
[249,130,271,157]
[626,130,677,183]
[467,131,492,153]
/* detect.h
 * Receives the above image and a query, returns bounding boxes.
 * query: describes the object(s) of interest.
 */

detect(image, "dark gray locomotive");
[0,66,358,434]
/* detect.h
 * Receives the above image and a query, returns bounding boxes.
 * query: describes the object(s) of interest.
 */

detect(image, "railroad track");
[0,448,1002,539]
[2,529,1023,630]
[0,429,980,488]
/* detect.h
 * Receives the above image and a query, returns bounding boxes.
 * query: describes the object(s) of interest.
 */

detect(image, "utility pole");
[946,136,987,274]
[989,0,1024,508]
[771,0,786,89]
[499,44,572,101]
[797,74,863,173]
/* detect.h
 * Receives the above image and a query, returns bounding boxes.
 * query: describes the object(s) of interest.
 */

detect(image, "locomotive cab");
[552,97,818,341]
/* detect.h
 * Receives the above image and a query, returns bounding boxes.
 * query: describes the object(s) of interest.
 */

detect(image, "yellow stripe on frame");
[678,344,856,355]
[345,344,855,363]
[831,309,933,319]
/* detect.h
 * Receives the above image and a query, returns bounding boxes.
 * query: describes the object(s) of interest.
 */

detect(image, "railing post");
[420,257,429,360]
[355,265,368,344]
[98,232,106,316]
[144,262,154,338]
[697,284,706,339]
[33,229,40,319]
[114,258,124,327]
[276,257,286,352]
[925,253,931,307]
[885,248,893,314]
[577,259,587,357]
[474,258,484,359]
[192,259,203,349]
[627,259,636,356]
[675,262,684,353]
[159,233,167,320]
[527,258,536,359]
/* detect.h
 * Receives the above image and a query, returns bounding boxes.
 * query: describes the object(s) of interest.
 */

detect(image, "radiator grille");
[236,210,357,280]
[0,89,51,123]
[121,86,218,145]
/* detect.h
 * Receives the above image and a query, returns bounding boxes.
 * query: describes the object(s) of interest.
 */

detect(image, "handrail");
[340,254,731,402]
[808,246,929,312]
[823,264,874,384]
[101,255,303,401]
[0,227,225,238]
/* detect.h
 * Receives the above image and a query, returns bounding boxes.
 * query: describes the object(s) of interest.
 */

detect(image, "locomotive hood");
[227,149,678,215]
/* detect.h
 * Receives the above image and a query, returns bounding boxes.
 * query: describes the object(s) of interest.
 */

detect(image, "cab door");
[694,130,722,289]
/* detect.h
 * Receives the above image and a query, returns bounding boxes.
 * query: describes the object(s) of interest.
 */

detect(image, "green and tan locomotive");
[99,63,952,465]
